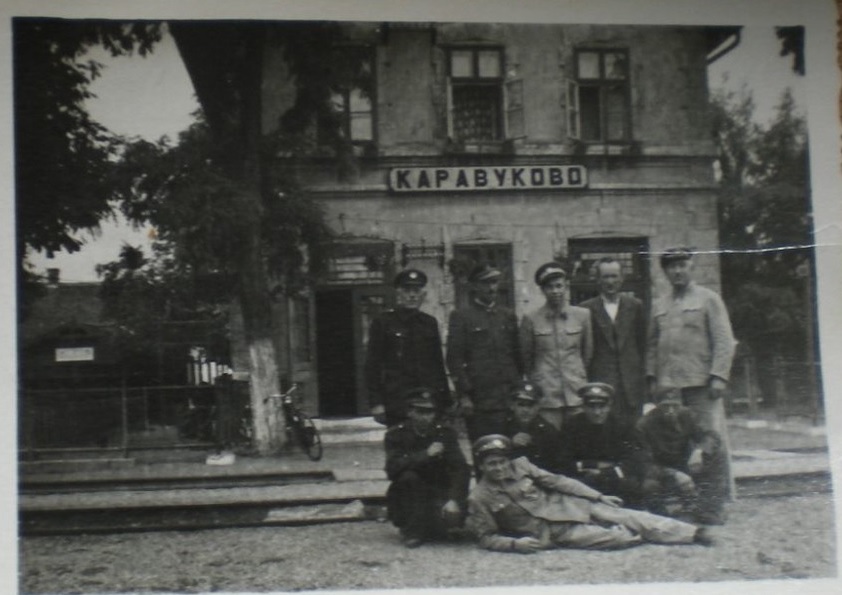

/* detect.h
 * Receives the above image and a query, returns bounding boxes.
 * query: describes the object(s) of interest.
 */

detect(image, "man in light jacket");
[466,434,713,552]
[645,247,737,523]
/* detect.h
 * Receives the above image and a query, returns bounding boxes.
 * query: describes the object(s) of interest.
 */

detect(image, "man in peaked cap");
[646,246,736,522]
[562,382,649,508]
[502,383,572,475]
[365,268,452,426]
[384,387,471,548]
[635,388,729,525]
[466,434,713,553]
[447,263,523,444]
[520,262,593,429]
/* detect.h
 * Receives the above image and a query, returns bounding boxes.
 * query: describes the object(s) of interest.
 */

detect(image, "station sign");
[389,164,587,193]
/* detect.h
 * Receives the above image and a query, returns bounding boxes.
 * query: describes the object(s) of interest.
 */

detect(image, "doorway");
[315,290,356,417]
[314,285,393,417]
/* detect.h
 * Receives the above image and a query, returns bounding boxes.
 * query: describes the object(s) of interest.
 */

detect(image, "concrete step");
[313,417,385,444]
[19,478,390,513]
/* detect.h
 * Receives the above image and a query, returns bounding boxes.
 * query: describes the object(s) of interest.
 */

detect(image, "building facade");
[251,22,738,417]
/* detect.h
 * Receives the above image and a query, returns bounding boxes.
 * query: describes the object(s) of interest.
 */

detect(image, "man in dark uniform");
[563,382,649,508]
[636,389,729,524]
[579,257,646,422]
[502,383,572,475]
[365,269,451,426]
[447,263,523,443]
[384,388,471,548]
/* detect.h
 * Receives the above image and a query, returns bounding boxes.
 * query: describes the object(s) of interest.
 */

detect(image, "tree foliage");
[14,18,163,322]
[14,18,162,257]
[112,115,334,301]
[712,85,814,368]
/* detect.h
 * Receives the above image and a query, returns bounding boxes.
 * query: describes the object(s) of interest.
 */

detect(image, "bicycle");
[265,384,323,461]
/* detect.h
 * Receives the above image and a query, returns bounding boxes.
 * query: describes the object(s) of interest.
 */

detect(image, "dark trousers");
[643,449,729,517]
[386,471,461,539]
[464,409,509,445]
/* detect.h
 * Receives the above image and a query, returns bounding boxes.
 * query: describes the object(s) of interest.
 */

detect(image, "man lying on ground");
[466,434,713,553]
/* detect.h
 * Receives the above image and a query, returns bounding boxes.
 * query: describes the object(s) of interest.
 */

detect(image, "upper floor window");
[568,49,630,143]
[319,47,375,145]
[447,47,506,143]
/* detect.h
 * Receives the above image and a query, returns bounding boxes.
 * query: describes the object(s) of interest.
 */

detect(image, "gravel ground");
[19,492,836,593]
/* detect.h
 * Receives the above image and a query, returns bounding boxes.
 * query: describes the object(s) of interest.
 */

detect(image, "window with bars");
[567,49,631,143]
[446,48,525,143]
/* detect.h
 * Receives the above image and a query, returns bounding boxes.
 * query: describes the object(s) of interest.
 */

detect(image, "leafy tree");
[712,85,817,408]
[13,18,162,319]
[96,242,231,385]
[110,22,362,453]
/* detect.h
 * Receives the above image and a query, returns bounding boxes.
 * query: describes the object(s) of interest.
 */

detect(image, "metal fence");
[19,382,252,459]
[726,354,822,424]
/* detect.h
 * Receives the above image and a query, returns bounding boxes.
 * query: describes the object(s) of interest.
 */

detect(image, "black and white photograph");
[6,0,842,593]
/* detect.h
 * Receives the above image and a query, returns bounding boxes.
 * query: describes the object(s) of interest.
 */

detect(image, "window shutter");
[566,79,580,139]
[446,77,454,140]
[504,78,525,139]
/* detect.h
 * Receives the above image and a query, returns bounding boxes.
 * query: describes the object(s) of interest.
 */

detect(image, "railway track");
[19,469,831,537]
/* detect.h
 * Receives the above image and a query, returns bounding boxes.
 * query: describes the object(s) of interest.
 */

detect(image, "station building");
[236,22,739,418]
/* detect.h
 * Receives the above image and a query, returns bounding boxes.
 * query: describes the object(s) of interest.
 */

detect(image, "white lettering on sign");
[55,347,95,362]
[389,165,587,192]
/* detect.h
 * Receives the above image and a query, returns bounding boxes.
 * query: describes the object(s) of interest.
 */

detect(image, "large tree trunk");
[173,22,286,455]
[238,27,287,455]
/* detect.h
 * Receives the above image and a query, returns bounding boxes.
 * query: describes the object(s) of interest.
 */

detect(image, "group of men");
[366,247,737,551]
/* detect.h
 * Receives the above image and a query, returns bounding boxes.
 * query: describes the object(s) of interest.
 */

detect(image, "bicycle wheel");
[295,415,323,461]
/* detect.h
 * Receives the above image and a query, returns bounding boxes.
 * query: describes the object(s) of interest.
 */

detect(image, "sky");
[27,24,806,284]
[27,29,199,283]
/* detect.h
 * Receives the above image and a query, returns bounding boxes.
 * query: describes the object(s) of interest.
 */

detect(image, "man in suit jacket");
[580,257,646,422]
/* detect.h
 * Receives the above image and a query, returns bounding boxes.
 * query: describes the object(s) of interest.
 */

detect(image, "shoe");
[403,536,424,549]
[206,451,236,466]
[693,527,715,547]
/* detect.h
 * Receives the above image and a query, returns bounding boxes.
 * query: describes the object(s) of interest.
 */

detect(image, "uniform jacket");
[503,413,573,475]
[563,411,648,481]
[466,457,602,551]
[365,307,451,419]
[384,421,471,503]
[446,300,523,411]
[520,304,593,409]
[579,293,646,410]
[646,283,736,389]
[635,406,721,471]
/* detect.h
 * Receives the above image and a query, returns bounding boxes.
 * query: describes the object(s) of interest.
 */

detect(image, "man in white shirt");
[580,257,646,422]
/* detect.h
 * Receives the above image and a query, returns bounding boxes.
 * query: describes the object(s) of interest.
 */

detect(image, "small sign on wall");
[55,347,95,362]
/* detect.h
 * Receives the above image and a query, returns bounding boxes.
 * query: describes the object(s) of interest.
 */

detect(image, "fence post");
[22,391,35,461]
[744,356,758,418]
[142,386,149,431]
[773,355,787,420]
[121,379,129,458]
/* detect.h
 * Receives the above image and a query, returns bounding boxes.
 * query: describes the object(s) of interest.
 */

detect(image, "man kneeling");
[466,435,713,553]
[385,388,471,548]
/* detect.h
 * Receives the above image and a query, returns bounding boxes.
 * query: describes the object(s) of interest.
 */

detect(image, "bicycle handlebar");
[264,383,298,404]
